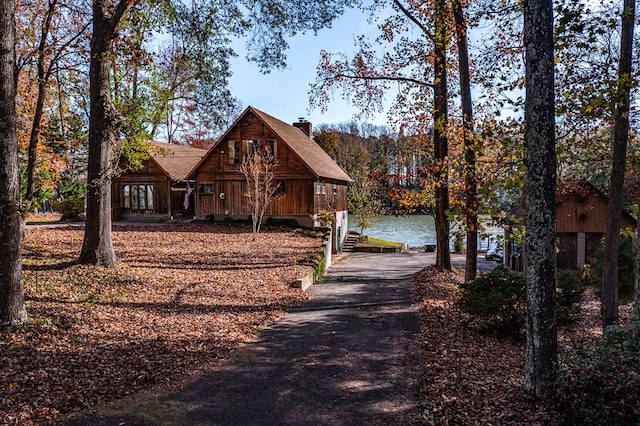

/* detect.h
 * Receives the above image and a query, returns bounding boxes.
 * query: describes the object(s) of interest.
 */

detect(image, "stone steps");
[341,231,360,252]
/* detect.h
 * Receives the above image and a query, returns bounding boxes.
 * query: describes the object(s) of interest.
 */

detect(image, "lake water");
[348,214,503,249]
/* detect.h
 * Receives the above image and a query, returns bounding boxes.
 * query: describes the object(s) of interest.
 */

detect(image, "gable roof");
[190,106,352,183]
[506,178,637,229]
[148,141,207,181]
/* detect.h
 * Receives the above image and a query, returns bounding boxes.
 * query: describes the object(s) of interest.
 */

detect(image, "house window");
[123,184,154,211]
[199,183,214,194]
[242,139,258,159]
[264,139,277,161]
[240,139,278,162]
[228,140,240,164]
[147,186,154,209]
[123,185,131,208]
[333,183,337,195]
[275,180,285,196]
[316,181,326,195]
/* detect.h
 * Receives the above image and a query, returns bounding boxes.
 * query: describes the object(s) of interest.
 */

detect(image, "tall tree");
[523,0,558,398]
[0,0,27,325]
[453,0,478,281]
[433,0,451,270]
[601,0,636,329]
[78,0,130,266]
[311,0,453,269]
[20,0,89,208]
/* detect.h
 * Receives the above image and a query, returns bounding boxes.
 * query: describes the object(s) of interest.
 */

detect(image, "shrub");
[459,265,526,337]
[461,266,588,336]
[556,270,587,324]
[556,322,640,425]
[588,234,637,300]
[53,196,85,221]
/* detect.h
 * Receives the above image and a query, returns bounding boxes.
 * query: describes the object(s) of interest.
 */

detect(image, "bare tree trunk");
[25,0,58,206]
[79,0,129,267]
[602,0,635,329]
[453,0,478,282]
[0,0,27,325]
[523,0,558,398]
[634,202,640,320]
[433,0,451,271]
[240,150,277,241]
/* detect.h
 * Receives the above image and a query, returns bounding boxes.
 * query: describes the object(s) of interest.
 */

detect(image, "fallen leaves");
[1,223,321,425]
[413,265,630,425]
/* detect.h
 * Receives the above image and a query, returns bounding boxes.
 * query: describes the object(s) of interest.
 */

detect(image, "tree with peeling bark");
[523,0,558,398]
[0,0,27,325]
[601,0,636,330]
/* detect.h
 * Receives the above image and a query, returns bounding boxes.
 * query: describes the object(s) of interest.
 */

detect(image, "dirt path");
[57,252,437,425]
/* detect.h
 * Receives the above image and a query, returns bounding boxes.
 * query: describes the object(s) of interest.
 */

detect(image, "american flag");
[183,184,192,209]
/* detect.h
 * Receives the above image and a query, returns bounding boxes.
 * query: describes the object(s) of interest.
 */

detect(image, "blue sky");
[228,7,390,128]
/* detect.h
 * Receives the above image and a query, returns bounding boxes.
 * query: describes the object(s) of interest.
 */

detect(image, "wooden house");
[188,106,352,248]
[504,179,637,271]
[112,142,207,221]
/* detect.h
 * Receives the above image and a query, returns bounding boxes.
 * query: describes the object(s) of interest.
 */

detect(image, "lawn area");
[355,235,405,248]
[1,223,322,425]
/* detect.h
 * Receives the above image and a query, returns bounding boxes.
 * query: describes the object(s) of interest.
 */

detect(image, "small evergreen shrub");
[556,322,640,425]
[459,265,526,337]
[556,270,587,324]
[53,196,85,221]
[461,266,587,335]
[588,234,637,300]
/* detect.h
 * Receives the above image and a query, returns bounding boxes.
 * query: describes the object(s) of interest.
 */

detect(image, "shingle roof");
[190,106,352,183]
[249,107,352,182]
[148,141,207,181]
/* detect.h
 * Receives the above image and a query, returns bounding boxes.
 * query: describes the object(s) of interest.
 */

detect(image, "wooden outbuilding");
[187,106,353,248]
[504,179,637,271]
[555,179,636,269]
[111,142,207,221]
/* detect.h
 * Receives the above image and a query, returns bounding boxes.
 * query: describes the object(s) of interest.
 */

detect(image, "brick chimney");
[293,117,312,137]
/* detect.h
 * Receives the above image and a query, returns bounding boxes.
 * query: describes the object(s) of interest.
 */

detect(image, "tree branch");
[334,72,434,89]
[392,0,434,42]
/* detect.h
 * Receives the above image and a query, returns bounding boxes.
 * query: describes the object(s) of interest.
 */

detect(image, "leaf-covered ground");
[413,266,632,425]
[1,223,322,425]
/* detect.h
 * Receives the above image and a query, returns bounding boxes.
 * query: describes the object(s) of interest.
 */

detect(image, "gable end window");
[228,140,240,164]
[237,139,278,162]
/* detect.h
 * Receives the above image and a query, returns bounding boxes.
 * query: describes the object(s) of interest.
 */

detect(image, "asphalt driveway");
[58,251,491,425]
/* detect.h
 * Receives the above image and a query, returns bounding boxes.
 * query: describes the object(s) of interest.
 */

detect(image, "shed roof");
[148,141,207,181]
[190,106,352,183]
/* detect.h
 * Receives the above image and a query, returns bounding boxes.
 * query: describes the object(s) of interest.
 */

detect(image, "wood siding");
[193,112,350,225]
[195,178,317,218]
[556,194,636,233]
